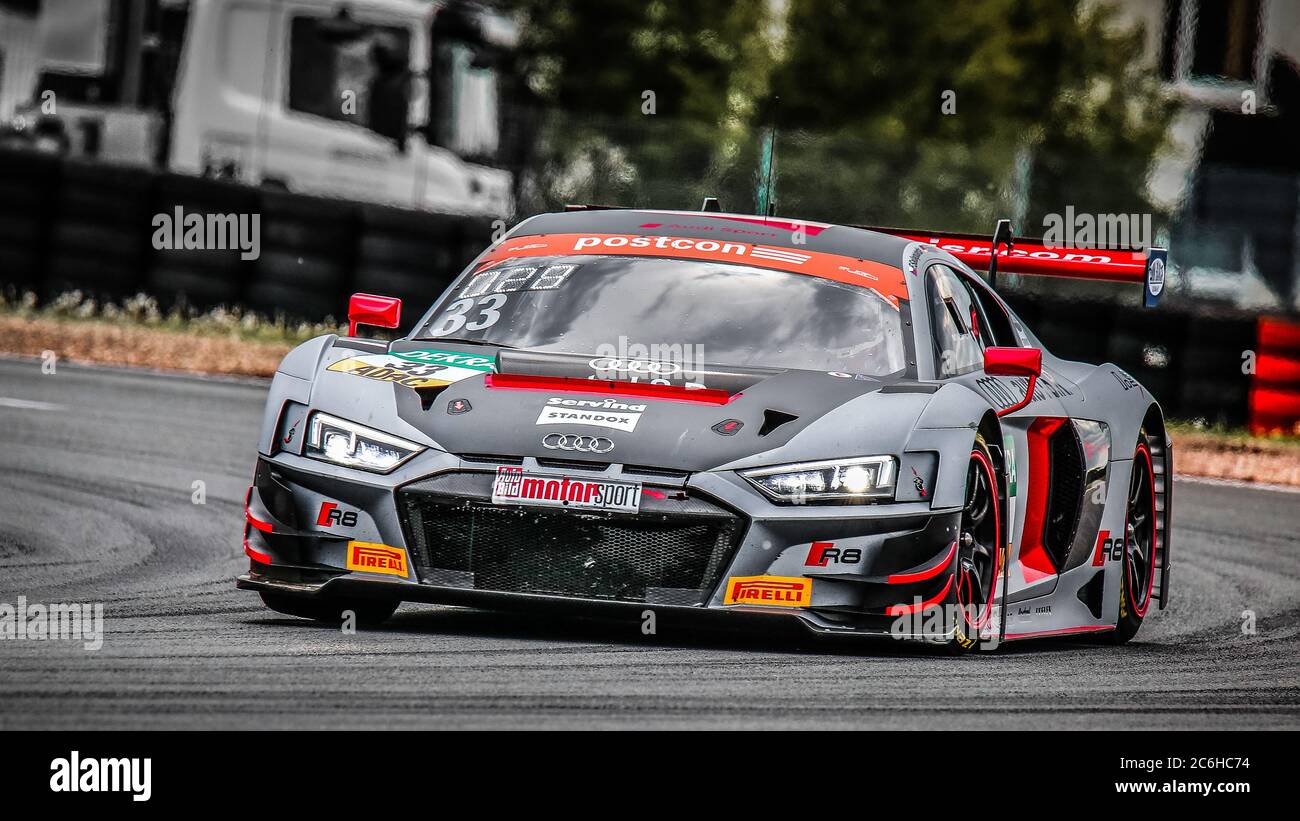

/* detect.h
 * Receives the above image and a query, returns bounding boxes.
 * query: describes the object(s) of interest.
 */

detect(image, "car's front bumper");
[240,452,965,642]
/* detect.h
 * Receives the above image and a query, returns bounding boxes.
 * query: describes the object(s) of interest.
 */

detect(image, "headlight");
[740,456,897,504]
[304,412,423,473]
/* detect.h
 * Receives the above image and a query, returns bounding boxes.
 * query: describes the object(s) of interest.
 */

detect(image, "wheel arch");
[1139,402,1173,609]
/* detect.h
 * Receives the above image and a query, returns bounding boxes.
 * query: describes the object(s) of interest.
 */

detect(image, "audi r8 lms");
[237,206,1173,651]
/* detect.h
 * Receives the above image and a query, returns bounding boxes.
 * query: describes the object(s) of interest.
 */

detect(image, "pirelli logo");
[723,575,812,607]
[346,541,408,577]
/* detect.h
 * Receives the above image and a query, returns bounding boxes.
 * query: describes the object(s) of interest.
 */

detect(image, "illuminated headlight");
[304,412,423,473]
[740,456,897,504]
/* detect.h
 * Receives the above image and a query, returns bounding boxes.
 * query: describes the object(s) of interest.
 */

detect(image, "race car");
[237,205,1173,651]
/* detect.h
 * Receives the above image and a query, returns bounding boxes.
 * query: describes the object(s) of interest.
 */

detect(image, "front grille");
[398,472,745,606]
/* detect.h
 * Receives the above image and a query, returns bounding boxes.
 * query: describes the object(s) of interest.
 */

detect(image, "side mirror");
[983,347,1042,416]
[348,293,402,337]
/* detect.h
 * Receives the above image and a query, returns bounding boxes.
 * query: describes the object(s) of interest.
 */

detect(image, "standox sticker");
[345,541,408,577]
[724,575,812,607]
[535,396,646,432]
[491,467,641,513]
[327,349,493,389]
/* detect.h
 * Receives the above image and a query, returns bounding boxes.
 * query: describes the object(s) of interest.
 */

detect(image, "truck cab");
[10,0,516,217]
[169,0,513,216]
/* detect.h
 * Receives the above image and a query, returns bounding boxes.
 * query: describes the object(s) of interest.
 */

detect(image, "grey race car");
[237,207,1173,651]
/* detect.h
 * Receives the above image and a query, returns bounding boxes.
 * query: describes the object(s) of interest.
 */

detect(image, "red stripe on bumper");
[885,574,953,616]
[887,541,956,584]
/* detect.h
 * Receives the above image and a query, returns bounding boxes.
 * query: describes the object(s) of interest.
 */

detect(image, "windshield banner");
[471,233,908,307]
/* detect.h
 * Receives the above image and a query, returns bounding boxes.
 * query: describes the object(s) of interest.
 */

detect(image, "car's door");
[924,264,1072,601]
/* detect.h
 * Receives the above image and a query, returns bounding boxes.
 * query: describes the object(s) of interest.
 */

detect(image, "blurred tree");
[503,0,1171,232]
[767,0,1173,230]
[504,0,774,213]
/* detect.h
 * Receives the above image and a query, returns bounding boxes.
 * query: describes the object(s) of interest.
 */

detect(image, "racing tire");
[945,433,1004,654]
[259,592,398,627]
[1111,429,1157,644]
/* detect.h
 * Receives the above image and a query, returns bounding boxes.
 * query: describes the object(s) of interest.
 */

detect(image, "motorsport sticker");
[491,466,641,513]
[345,541,408,577]
[327,349,495,389]
[535,396,645,432]
[723,575,812,607]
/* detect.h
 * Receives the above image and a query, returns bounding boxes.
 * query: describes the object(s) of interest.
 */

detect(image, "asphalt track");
[0,357,1297,730]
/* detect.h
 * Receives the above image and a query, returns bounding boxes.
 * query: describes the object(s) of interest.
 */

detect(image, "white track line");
[1176,474,1300,495]
[0,397,64,411]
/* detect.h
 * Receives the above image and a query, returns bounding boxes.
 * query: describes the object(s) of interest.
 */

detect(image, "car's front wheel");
[947,435,1003,653]
[259,592,398,627]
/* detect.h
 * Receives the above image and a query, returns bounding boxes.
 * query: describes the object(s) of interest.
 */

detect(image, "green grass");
[0,289,344,345]
[1167,420,1300,448]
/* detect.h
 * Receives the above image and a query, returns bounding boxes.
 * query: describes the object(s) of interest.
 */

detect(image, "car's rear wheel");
[948,435,1003,652]
[1112,431,1157,644]
[259,592,398,627]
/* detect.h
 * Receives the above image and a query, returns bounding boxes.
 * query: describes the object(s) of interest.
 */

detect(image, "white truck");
[7,0,515,216]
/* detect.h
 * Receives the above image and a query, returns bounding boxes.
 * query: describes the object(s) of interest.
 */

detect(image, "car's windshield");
[415,254,909,376]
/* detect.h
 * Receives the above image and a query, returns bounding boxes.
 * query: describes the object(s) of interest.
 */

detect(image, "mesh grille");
[398,472,744,606]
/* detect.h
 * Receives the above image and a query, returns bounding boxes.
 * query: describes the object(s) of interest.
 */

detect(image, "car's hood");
[311,341,937,473]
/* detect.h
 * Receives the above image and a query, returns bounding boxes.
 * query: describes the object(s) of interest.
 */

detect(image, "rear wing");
[860,220,1168,307]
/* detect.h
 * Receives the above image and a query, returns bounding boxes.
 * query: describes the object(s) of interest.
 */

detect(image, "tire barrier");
[1251,317,1300,435]
[1002,295,1256,427]
[0,148,494,331]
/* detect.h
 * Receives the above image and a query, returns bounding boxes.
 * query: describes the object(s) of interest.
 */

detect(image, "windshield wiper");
[411,337,519,350]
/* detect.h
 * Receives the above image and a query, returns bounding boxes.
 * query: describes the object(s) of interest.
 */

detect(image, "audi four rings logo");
[542,433,615,453]
[588,357,681,376]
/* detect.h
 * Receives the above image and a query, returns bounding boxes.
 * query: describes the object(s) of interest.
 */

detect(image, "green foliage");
[503,0,1173,229]
[506,0,774,213]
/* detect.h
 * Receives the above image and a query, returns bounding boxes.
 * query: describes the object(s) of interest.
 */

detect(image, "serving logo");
[723,575,812,607]
[535,396,646,432]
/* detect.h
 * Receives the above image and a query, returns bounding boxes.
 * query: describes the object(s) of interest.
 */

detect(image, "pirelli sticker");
[723,575,812,608]
[345,541,409,577]
[327,349,495,389]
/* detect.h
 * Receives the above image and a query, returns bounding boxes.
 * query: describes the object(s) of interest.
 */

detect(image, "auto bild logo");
[723,575,812,607]
[535,396,646,432]
[491,466,641,513]
[345,541,408,577]
[542,433,615,453]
